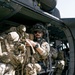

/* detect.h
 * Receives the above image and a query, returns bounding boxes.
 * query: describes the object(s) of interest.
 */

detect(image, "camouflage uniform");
[0,31,26,75]
[25,39,50,75]
[53,50,65,75]
[50,47,58,66]
[25,23,50,75]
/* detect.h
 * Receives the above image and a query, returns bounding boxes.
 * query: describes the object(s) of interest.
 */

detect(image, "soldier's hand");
[25,39,31,47]
[26,39,37,47]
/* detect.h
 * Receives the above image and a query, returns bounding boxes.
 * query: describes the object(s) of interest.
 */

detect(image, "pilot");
[25,23,50,75]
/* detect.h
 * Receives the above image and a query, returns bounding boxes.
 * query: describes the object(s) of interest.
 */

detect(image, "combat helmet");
[17,24,26,33]
[8,32,19,42]
[32,23,46,34]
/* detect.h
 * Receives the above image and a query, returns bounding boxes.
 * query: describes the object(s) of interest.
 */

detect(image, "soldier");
[0,31,19,75]
[53,49,65,75]
[25,23,50,75]
[15,24,30,74]
[0,31,26,75]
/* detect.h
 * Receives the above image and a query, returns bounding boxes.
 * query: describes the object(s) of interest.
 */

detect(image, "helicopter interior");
[0,0,75,75]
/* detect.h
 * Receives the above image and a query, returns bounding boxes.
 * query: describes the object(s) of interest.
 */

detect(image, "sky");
[56,0,75,18]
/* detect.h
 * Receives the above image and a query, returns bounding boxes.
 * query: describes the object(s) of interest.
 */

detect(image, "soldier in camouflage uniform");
[53,49,65,75]
[25,23,50,75]
[0,31,19,75]
[0,31,26,75]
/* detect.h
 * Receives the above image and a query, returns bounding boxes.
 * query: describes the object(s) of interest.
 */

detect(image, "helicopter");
[0,0,75,75]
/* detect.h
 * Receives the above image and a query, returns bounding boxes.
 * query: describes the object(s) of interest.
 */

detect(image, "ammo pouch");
[0,52,21,68]
[0,53,10,64]
[8,53,21,68]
